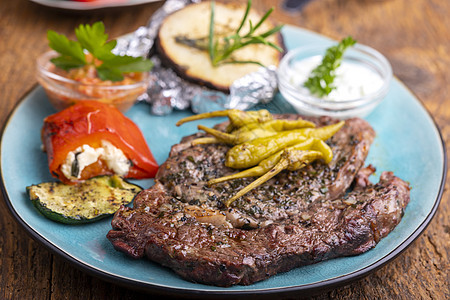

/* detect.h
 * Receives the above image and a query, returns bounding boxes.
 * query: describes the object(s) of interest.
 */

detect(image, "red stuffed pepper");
[42,100,158,184]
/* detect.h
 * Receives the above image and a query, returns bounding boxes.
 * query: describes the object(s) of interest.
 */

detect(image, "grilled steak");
[107,116,410,286]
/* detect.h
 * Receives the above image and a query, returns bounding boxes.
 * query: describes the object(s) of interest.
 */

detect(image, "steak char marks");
[107,116,410,286]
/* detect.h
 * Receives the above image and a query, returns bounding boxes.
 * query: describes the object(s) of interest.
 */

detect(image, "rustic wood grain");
[0,0,448,299]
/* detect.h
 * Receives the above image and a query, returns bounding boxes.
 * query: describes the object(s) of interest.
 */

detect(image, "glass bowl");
[36,51,149,112]
[277,43,392,119]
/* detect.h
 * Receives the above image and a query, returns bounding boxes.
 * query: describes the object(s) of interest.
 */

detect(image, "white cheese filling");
[61,140,131,180]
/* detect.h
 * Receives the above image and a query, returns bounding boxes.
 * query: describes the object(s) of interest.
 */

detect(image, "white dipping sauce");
[291,56,384,101]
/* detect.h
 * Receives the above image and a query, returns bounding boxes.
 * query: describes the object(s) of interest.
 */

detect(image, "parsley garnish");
[303,36,357,97]
[47,22,153,82]
[208,0,283,67]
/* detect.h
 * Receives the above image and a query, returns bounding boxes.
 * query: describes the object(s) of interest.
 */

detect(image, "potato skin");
[156,1,285,93]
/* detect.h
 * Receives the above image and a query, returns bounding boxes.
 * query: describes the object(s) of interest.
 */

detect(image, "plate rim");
[1,83,447,298]
[28,0,161,11]
[1,34,447,297]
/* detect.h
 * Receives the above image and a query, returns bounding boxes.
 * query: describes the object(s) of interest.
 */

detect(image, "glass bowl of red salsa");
[37,50,148,112]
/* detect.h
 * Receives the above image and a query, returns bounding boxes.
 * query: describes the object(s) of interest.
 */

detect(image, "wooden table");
[0,0,448,298]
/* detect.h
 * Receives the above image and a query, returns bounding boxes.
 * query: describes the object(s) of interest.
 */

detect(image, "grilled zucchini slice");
[26,175,142,224]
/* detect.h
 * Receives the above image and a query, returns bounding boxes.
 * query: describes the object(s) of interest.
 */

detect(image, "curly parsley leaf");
[47,21,152,81]
[304,36,357,97]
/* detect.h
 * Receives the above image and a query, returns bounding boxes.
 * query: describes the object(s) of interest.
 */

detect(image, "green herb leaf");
[50,55,86,71]
[102,55,154,73]
[207,0,283,67]
[208,0,216,63]
[47,21,152,81]
[47,30,86,70]
[304,36,357,97]
[96,66,124,82]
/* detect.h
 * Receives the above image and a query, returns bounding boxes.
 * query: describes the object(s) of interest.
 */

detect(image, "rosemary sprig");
[207,0,283,67]
[303,36,357,97]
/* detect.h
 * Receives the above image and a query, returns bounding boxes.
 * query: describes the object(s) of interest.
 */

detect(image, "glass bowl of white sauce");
[277,43,392,118]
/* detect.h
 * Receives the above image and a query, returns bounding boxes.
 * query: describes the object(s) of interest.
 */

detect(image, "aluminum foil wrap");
[114,0,278,115]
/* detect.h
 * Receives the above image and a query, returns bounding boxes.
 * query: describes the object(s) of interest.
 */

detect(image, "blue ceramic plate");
[0,26,446,297]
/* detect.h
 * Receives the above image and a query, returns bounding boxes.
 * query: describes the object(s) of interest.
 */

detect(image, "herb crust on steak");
[107,115,410,287]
